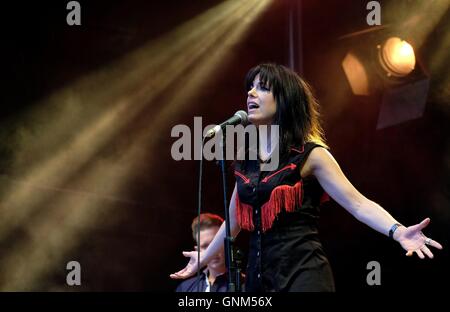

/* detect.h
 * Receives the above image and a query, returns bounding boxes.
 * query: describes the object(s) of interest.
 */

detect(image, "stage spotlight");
[378,37,416,77]
[341,31,429,129]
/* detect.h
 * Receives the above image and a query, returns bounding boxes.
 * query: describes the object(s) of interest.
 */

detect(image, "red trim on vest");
[260,181,302,232]
[320,192,330,204]
[234,170,250,184]
[290,145,305,154]
[261,163,297,183]
[235,191,254,231]
[235,181,303,232]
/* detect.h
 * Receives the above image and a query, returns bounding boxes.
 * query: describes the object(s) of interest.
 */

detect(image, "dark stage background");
[0,0,449,291]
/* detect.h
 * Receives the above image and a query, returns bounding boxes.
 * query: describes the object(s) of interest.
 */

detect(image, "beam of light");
[429,29,450,74]
[383,0,449,78]
[0,0,272,290]
[0,0,268,238]
[386,0,450,49]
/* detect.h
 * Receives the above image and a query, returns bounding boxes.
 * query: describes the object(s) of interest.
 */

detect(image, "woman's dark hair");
[245,63,327,158]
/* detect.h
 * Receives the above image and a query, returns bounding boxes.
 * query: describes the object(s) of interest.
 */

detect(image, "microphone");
[204,110,248,138]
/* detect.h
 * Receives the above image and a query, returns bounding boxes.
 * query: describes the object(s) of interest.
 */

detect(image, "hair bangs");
[245,64,277,92]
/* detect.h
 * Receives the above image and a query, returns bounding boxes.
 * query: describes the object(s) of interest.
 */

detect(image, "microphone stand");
[218,129,239,292]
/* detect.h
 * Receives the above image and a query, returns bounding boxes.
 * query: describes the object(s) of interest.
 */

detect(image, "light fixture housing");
[378,37,416,77]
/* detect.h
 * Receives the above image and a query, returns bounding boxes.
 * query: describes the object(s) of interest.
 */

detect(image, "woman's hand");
[170,251,202,279]
[394,218,443,259]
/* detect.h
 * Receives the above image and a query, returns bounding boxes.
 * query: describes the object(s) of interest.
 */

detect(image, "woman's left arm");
[306,147,443,259]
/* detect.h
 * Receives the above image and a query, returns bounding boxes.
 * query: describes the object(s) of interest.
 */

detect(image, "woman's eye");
[248,83,269,92]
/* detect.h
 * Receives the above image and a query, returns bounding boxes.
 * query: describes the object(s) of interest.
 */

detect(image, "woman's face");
[247,74,277,126]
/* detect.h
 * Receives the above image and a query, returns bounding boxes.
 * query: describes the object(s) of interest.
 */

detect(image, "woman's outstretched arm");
[306,147,443,259]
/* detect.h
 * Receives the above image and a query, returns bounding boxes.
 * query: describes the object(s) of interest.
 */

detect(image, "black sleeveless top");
[234,142,335,292]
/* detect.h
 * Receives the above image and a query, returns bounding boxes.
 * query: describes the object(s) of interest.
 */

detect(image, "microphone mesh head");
[235,110,249,126]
